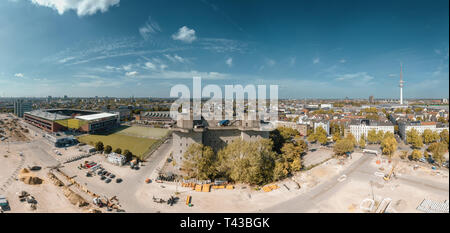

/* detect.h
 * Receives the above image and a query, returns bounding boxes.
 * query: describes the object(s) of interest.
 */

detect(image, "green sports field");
[116,126,169,139]
[77,126,169,159]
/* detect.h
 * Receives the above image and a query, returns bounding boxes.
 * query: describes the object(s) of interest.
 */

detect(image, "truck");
[0,195,10,211]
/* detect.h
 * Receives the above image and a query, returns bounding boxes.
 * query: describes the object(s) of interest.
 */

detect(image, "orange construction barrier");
[195,184,202,192]
[202,184,211,192]
[226,185,234,190]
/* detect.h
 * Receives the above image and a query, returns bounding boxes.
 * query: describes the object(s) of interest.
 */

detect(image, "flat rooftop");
[75,112,118,121]
[25,110,71,121]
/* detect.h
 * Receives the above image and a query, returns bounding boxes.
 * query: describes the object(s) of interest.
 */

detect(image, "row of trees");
[182,127,308,185]
[406,129,449,149]
[408,141,447,165]
[307,126,328,145]
[332,131,398,158]
[94,141,133,161]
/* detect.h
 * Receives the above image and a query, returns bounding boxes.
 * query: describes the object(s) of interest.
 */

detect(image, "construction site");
[1,113,448,213]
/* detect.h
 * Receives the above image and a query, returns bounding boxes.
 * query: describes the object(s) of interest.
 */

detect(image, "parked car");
[116,178,123,183]
[441,161,448,168]
[100,176,106,180]
[105,179,111,183]
[109,174,115,179]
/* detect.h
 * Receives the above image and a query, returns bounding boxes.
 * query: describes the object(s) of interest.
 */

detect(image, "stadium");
[24,109,119,133]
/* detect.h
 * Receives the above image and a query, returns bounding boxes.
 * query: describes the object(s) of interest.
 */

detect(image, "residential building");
[398,121,449,142]
[349,119,394,140]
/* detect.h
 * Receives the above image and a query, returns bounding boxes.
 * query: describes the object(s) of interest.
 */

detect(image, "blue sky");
[0,0,448,98]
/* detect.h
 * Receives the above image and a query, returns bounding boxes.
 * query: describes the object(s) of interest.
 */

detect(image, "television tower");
[399,63,404,105]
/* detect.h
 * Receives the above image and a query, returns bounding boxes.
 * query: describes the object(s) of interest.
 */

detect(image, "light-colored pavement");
[262,154,449,213]
[262,155,372,212]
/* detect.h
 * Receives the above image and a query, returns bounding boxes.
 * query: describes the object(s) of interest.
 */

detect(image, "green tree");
[428,142,448,165]
[273,161,290,181]
[317,133,328,145]
[114,148,122,154]
[437,117,448,124]
[376,131,385,143]
[309,126,328,145]
[381,136,397,159]
[440,129,449,145]
[217,139,277,185]
[423,150,429,159]
[332,132,341,142]
[270,127,300,153]
[407,129,423,149]
[123,149,133,162]
[182,143,216,180]
[281,143,304,172]
[293,136,308,154]
[333,139,354,156]
[410,149,422,161]
[345,133,357,147]
[104,145,112,154]
[95,141,104,152]
[422,129,439,144]
[358,135,366,149]
[367,129,378,144]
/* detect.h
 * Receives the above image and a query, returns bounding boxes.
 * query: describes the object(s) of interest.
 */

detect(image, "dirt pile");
[18,168,43,185]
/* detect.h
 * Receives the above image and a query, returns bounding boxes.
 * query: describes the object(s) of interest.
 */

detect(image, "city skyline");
[0,0,449,98]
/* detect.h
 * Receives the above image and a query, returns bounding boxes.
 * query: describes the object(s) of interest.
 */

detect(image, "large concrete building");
[135,111,176,126]
[172,115,271,168]
[24,109,118,133]
[14,99,32,118]
[349,119,394,140]
[273,121,309,136]
[398,121,449,142]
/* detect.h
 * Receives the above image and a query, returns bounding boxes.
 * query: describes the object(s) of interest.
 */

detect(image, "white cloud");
[138,70,227,80]
[160,64,168,70]
[164,54,186,63]
[58,56,75,63]
[226,58,233,67]
[172,26,197,43]
[125,71,138,77]
[339,59,346,63]
[30,0,120,17]
[388,74,397,77]
[313,57,320,64]
[14,73,24,78]
[335,72,374,83]
[122,64,132,71]
[144,62,157,71]
[434,49,442,55]
[139,17,161,40]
